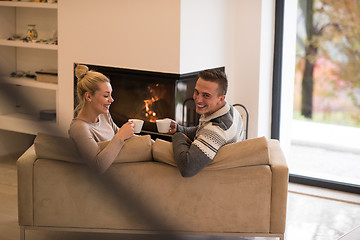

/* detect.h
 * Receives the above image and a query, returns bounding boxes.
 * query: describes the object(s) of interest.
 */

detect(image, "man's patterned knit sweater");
[172,102,244,177]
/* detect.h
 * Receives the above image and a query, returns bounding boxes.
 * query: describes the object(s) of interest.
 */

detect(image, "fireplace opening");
[109,71,177,132]
[74,64,224,135]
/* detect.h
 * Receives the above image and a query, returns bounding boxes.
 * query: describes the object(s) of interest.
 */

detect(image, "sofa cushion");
[152,136,269,170]
[34,133,153,164]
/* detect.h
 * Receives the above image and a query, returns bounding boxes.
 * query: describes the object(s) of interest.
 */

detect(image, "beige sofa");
[17,134,288,240]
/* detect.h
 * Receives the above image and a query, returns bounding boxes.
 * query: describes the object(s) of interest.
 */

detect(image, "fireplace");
[74,64,224,135]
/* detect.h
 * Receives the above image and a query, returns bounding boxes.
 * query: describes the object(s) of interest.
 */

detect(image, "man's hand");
[168,119,177,134]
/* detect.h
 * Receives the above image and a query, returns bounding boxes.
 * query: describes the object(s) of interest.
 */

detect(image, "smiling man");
[169,69,244,177]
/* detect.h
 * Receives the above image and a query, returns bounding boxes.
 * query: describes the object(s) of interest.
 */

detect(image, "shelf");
[0,39,57,50]
[0,76,57,90]
[0,1,57,9]
[0,0,60,136]
[0,112,58,135]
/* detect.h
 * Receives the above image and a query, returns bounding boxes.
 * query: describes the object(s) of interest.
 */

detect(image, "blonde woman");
[69,65,134,173]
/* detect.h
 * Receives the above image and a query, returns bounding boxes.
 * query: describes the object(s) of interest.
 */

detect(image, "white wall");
[59,0,181,72]
[179,0,227,73]
[225,0,275,138]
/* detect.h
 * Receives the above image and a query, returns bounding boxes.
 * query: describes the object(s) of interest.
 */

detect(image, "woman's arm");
[69,121,127,174]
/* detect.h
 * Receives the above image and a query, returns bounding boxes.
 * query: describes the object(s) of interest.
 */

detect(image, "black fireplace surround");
[74,64,224,134]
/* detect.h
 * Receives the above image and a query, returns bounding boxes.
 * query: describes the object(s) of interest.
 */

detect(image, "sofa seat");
[33,160,272,233]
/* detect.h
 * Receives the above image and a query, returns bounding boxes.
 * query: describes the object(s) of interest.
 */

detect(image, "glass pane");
[289,0,360,185]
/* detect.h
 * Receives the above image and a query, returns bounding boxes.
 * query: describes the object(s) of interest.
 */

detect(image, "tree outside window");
[295,0,360,127]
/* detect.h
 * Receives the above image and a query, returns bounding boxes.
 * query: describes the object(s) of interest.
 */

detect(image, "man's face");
[193,77,225,117]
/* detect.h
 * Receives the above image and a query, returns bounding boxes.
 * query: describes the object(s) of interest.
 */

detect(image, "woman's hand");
[115,121,134,141]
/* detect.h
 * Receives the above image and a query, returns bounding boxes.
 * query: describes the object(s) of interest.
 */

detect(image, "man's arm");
[172,124,226,177]
[177,125,198,141]
[172,132,212,177]
[168,119,197,141]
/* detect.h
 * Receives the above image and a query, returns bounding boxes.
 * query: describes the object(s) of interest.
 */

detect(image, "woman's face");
[87,82,114,115]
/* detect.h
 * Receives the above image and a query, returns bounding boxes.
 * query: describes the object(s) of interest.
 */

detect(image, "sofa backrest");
[34,133,153,164]
[34,133,269,171]
[152,136,270,171]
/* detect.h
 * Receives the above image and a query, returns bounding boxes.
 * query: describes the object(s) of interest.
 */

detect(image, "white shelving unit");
[1,76,57,90]
[0,38,58,50]
[0,1,58,135]
[0,1,57,9]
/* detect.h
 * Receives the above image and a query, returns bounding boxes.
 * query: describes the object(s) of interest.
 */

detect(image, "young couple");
[69,65,244,176]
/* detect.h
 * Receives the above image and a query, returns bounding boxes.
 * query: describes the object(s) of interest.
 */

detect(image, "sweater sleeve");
[172,132,212,177]
[69,121,125,174]
[172,124,226,177]
[177,125,198,141]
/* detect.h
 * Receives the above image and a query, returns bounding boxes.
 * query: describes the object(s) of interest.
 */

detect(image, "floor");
[289,144,360,185]
[337,226,360,240]
[1,151,360,240]
[290,120,360,186]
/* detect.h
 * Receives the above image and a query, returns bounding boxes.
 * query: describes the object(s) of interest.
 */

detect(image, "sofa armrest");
[268,140,289,234]
[17,145,36,226]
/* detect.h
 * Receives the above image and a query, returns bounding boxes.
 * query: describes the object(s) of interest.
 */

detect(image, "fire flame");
[143,85,160,122]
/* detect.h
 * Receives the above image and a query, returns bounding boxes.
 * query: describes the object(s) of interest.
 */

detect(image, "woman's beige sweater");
[69,113,124,173]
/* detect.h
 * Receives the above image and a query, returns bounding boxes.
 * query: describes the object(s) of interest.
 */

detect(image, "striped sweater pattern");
[193,103,244,160]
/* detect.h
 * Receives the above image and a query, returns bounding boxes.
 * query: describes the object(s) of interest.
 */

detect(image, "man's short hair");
[198,69,228,96]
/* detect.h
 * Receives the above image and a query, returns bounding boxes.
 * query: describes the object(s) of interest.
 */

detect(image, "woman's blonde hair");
[74,65,110,117]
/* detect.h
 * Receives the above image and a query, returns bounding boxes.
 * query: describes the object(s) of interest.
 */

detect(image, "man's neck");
[203,101,226,118]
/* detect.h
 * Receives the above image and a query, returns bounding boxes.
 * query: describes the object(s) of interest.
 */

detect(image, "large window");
[275,0,360,193]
